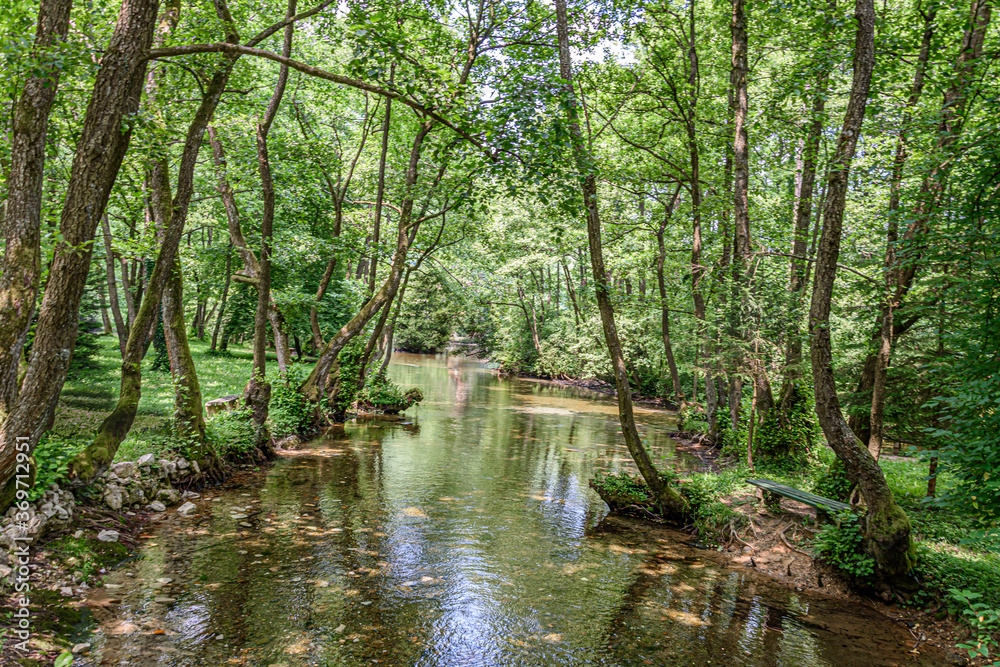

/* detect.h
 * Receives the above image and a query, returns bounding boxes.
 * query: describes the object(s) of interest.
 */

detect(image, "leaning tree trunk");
[67,59,237,486]
[555,0,686,518]
[300,124,434,408]
[0,0,73,417]
[809,0,914,584]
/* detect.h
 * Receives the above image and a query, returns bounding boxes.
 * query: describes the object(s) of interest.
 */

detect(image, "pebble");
[97,530,120,542]
[71,642,91,654]
[72,529,84,539]
[334,624,346,633]
[176,502,197,516]
[150,501,166,512]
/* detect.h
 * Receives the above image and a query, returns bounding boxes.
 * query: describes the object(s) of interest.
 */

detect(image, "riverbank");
[0,451,245,665]
[592,442,999,666]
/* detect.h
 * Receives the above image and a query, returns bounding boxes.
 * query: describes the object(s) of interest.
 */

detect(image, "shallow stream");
[76,353,943,666]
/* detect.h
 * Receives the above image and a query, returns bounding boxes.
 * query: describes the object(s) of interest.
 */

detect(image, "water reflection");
[78,353,941,666]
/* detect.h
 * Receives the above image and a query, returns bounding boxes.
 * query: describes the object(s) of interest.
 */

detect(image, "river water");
[77,353,944,666]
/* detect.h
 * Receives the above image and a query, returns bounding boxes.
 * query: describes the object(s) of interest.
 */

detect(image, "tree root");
[780,524,813,557]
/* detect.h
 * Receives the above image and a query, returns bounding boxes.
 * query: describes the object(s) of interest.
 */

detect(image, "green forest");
[0,0,998,663]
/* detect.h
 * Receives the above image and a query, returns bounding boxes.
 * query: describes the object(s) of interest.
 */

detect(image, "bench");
[745,478,852,523]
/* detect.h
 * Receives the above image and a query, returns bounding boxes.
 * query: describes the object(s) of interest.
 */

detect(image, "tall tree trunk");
[656,186,684,403]
[0,0,73,417]
[245,0,297,450]
[208,125,291,372]
[211,245,233,352]
[809,0,913,583]
[780,67,828,414]
[378,272,410,376]
[101,215,129,356]
[853,0,989,452]
[2,0,160,507]
[728,0,752,433]
[680,0,718,438]
[555,0,685,517]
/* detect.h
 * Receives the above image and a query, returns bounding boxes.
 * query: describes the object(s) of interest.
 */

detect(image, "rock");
[205,394,240,416]
[0,564,11,580]
[176,458,190,471]
[158,460,178,478]
[103,485,125,511]
[97,530,120,542]
[156,577,173,584]
[156,488,181,505]
[149,501,166,512]
[112,461,138,479]
[176,502,197,516]
[334,624,346,633]
[154,596,176,604]
[181,490,200,499]
[192,460,201,474]
[71,642,91,654]
[137,453,155,467]
[60,586,74,596]
[73,529,84,539]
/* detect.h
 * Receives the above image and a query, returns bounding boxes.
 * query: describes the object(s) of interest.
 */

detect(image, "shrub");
[206,407,256,458]
[28,435,87,500]
[269,368,313,438]
[813,510,875,578]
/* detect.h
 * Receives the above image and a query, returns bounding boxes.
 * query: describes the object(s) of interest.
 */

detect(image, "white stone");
[149,501,166,512]
[103,485,125,511]
[137,453,155,467]
[60,586,74,596]
[71,642,91,654]
[73,529,84,539]
[112,461,137,479]
[176,502,197,516]
[97,530,120,542]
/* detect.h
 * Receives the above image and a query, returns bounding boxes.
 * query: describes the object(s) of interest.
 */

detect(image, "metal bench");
[746,478,852,523]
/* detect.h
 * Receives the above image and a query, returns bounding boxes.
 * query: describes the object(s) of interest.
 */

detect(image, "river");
[75,353,944,666]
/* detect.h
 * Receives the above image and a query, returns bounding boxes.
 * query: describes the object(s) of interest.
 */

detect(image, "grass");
[680,445,1000,655]
[54,334,272,462]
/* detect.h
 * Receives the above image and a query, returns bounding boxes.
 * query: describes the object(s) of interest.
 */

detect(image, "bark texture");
[1,0,160,507]
[0,0,74,416]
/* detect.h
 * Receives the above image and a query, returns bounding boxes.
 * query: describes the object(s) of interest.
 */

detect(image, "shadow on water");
[76,353,944,666]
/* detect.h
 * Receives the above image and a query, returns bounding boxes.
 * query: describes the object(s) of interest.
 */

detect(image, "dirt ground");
[664,431,969,665]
